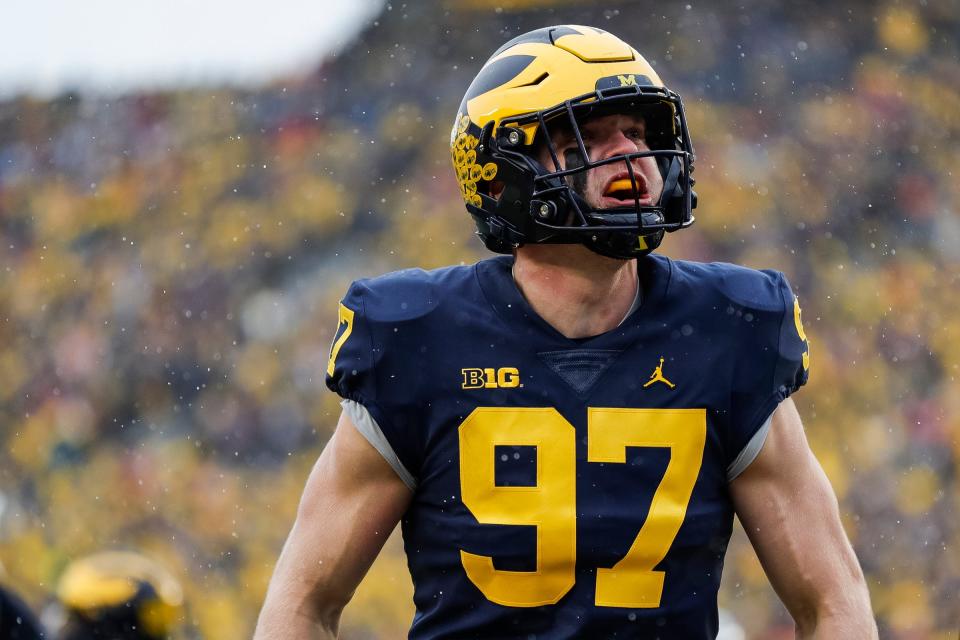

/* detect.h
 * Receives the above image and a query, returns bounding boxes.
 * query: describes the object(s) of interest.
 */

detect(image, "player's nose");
[595,128,646,162]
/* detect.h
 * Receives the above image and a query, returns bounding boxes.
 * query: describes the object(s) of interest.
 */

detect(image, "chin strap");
[658,156,684,208]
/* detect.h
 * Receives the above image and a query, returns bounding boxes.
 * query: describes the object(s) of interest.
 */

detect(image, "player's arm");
[254,409,413,640]
[729,398,877,639]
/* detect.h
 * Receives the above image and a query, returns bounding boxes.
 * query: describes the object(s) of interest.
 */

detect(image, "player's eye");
[558,140,590,157]
[563,147,588,169]
[625,127,645,141]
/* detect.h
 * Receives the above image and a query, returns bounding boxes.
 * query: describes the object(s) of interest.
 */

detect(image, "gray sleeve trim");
[341,399,417,491]
[727,411,774,481]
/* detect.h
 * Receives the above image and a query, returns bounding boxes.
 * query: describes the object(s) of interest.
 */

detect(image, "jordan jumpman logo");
[643,356,676,389]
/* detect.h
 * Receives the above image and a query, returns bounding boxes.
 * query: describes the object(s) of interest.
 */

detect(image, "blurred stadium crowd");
[0,0,957,637]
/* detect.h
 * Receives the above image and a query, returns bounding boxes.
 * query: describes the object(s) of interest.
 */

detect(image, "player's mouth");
[601,172,651,207]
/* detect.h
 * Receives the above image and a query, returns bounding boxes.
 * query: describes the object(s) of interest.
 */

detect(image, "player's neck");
[512,244,639,340]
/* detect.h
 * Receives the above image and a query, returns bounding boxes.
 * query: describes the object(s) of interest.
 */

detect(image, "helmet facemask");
[487,85,695,259]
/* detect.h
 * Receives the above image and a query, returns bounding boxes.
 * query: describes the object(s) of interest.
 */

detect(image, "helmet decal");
[452,114,495,208]
[550,27,634,62]
[463,55,536,104]
[596,74,656,91]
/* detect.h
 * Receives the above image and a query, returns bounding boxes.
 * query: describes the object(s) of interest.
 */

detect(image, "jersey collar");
[474,253,672,348]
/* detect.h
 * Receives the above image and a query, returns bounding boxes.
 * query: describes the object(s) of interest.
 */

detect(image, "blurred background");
[0,0,957,638]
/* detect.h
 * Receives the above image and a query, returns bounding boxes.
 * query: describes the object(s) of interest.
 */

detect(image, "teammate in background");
[52,552,185,640]
[1,580,47,639]
[256,26,877,639]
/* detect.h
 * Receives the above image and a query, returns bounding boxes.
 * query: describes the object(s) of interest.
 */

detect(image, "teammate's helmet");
[55,552,184,640]
[451,25,696,259]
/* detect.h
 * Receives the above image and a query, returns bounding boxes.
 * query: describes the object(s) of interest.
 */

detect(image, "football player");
[52,552,185,640]
[0,583,46,640]
[256,26,877,639]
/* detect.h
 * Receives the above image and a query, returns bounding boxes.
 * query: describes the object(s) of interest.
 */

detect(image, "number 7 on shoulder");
[327,302,355,376]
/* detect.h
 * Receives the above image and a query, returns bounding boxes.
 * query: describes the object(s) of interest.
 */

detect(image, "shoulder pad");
[668,261,810,467]
[351,268,444,323]
[670,260,786,313]
[324,264,478,479]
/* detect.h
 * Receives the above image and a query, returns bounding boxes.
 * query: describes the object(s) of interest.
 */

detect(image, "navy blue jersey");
[326,254,808,639]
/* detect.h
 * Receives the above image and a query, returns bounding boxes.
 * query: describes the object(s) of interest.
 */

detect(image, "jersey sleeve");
[325,282,370,404]
[325,280,422,487]
[726,270,810,479]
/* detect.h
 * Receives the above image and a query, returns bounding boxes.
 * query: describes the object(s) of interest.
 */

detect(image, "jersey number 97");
[459,407,706,609]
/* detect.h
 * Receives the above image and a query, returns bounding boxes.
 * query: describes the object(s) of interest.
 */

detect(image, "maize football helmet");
[56,552,184,640]
[451,25,696,259]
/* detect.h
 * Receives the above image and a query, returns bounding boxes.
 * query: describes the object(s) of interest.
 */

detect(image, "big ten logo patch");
[462,367,521,389]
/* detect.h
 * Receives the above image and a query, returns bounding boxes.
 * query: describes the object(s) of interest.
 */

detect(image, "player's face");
[538,112,664,210]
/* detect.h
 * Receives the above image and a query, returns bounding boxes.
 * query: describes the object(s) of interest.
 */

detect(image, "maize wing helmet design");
[57,552,185,640]
[451,25,696,259]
